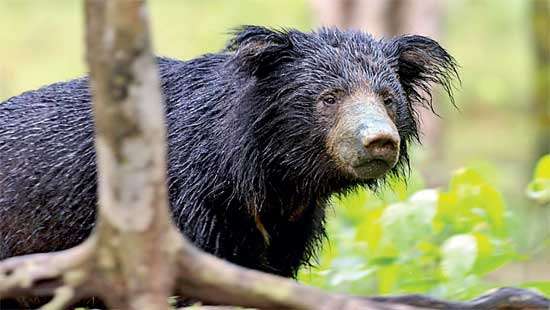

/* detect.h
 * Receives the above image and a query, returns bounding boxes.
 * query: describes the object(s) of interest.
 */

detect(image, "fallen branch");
[1,240,548,310]
[174,245,416,310]
[371,287,550,309]
[0,238,97,309]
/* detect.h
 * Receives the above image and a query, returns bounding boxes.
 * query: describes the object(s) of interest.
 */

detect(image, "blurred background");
[0,0,548,300]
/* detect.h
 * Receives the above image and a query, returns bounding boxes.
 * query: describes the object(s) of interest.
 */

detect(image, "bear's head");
[226,26,458,190]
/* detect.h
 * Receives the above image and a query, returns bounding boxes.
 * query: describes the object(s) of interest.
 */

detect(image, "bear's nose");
[362,133,399,167]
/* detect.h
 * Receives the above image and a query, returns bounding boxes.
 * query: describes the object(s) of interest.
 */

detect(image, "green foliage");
[526,155,550,206]
[299,158,550,300]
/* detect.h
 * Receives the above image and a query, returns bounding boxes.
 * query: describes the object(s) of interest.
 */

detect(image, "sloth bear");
[0,26,457,279]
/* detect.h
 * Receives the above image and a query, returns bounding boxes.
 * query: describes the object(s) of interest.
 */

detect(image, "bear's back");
[0,56,230,258]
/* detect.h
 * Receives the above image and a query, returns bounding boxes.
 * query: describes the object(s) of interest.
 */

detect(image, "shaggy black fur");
[0,26,458,280]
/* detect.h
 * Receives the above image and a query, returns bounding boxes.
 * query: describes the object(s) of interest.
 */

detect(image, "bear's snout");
[361,132,399,167]
[353,128,400,179]
[327,94,401,180]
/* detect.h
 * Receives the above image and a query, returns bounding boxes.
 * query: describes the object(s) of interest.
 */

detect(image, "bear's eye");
[321,95,337,106]
[382,96,397,121]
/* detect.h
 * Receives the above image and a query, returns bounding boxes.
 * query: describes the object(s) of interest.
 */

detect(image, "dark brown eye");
[383,97,393,107]
[322,95,337,106]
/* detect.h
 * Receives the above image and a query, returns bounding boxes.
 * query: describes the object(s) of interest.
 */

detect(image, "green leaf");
[533,154,550,179]
[417,240,440,259]
[473,252,521,275]
[527,155,550,204]
[380,190,438,249]
[377,264,399,294]
[380,206,425,249]
[526,154,550,205]
[369,256,398,266]
[355,208,383,252]
[450,168,487,190]
[439,167,507,234]
[526,179,550,205]
[333,188,385,224]
[441,234,478,279]
[478,185,505,232]
[329,267,375,286]
[473,233,493,259]
[384,170,425,202]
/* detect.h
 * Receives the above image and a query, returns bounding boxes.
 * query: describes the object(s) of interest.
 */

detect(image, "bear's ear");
[385,35,459,109]
[225,26,295,78]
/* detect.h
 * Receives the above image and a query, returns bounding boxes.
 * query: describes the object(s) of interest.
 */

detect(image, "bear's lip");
[351,159,392,179]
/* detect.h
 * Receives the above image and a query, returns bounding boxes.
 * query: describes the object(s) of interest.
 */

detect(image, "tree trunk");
[84,1,180,308]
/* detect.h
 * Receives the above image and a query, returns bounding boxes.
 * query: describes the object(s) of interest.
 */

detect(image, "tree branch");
[0,238,97,309]
[174,245,417,310]
[371,287,550,309]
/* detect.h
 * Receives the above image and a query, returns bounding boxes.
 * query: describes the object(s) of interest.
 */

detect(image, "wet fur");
[0,26,458,281]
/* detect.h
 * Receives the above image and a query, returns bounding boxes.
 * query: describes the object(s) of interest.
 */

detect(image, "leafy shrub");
[299,155,550,299]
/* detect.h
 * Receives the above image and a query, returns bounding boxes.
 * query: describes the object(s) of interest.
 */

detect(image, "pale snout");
[359,118,400,169]
[328,96,401,180]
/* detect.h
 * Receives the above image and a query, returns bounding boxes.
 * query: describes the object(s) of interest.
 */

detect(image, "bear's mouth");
[350,159,392,179]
